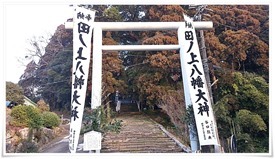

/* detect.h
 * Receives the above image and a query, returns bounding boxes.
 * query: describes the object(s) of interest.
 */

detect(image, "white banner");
[178,15,218,146]
[69,7,95,153]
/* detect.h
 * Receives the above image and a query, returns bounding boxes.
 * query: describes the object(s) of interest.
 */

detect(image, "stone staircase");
[101,112,187,153]
[119,103,139,112]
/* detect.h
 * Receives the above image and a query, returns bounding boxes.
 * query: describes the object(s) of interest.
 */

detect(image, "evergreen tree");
[214,71,268,152]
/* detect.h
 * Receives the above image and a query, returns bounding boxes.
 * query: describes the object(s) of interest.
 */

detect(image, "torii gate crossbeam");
[65,21,213,31]
[102,45,180,51]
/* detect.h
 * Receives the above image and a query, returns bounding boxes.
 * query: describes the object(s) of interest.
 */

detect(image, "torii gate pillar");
[91,26,102,109]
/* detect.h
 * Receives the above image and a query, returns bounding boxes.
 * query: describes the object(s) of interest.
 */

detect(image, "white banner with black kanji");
[69,7,95,153]
[179,15,218,146]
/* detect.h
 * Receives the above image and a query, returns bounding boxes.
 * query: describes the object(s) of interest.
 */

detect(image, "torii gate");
[65,21,213,108]
[66,6,219,153]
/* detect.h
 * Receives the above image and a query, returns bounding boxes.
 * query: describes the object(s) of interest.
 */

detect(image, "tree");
[17,35,51,68]
[19,24,73,109]
[18,60,40,100]
[39,48,73,111]
[205,5,269,78]
[6,82,25,105]
[25,35,51,67]
[100,31,127,105]
[103,6,122,22]
[36,99,50,112]
[159,90,189,137]
[217,29,268,73]
[123,5,186,107]
[214,71,268,152]
[19,6,127,110]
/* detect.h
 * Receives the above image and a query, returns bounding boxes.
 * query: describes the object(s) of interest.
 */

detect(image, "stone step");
[116,127,163,131]
[102,139,176,146]
[104,134,166,139]
[119,105,139,112]
[104,129,166,134]
[101,147,183,153]
[120,126,160,134]
[104,134,167,140]
[113,127,163,131]
[120,123,158,126]
[103,136,171,141]
[103,143,179,148]
[101,111,186,153]
[116,127,163,134]
[102,145,180,150]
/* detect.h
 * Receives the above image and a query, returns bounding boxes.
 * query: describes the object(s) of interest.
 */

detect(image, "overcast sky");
[4,3,72,83]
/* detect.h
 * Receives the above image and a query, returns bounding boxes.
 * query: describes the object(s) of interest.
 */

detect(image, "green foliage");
[106,104,111,122]
[102,119,123,133]
[183,105,198,138]
[81,106,122,134]
[41,48,73,111]
[103,6,122,21]
[41,112,61,128]
[10,105,28,127]
[81,108,101,133]
[236,109,267,133]
[28,109,43,129]
[6,82,25,105]
[213,95,235,137]
[19,26,73,111]
[18,139,38,153]
[236,133,254,153]
[10,105,43,129]
[214,71,268,152]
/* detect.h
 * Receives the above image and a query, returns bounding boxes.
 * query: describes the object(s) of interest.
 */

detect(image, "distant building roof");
[24,96,37,107]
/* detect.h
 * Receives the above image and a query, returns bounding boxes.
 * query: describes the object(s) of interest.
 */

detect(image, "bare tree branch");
[25,34,52,66]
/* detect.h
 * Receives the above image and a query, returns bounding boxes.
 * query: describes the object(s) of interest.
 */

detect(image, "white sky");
[4,3,73,83]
